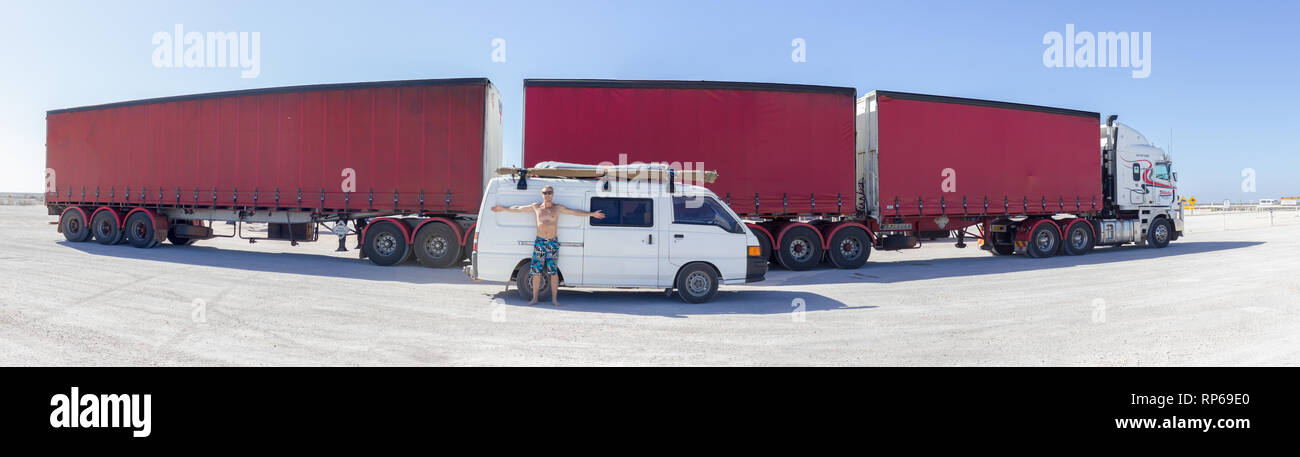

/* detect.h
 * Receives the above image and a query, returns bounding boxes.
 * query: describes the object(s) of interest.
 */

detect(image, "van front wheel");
[675,263,719,304]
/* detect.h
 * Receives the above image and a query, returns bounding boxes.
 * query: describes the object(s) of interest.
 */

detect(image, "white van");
[464,172,767,303]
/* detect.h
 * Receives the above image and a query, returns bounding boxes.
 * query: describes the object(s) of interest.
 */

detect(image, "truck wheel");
[60,209,91,242]
[364,221,410,266]
[777,226,822,270]
[1062,222,1095,255]
[413,222,462,268]
[515,262,550,301]
[1148,218,1172,249]
[125,212,159,248]
[675,263,719,304]
[1025,222,1060,258]
[91,211,123,245]
[827,227,869,269]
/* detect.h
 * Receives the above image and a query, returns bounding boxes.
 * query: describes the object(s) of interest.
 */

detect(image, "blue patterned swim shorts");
[530,236,560,275]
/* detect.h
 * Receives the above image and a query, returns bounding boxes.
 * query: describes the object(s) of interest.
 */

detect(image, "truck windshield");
[1154,163,1170,181]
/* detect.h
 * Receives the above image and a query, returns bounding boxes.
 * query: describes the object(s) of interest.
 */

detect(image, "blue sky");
[2,0,1296,202]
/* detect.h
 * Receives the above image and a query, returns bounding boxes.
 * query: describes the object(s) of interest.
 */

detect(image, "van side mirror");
[1173,172,1178,182]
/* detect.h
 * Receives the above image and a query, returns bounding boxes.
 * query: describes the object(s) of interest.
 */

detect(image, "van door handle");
[647,234,653,244]
[674,234,684,239]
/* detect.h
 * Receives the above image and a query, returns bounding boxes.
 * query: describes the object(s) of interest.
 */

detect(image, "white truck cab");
[465,168,767,303]
[1097,119,1185,247]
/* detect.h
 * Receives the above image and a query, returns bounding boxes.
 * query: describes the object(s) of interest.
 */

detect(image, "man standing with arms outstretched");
[491,185,604,306]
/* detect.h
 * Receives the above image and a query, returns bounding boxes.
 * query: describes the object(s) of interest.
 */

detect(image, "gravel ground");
[1,205,1297,366]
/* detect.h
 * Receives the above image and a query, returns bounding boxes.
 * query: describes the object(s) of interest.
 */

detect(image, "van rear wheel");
[515,263,550,301]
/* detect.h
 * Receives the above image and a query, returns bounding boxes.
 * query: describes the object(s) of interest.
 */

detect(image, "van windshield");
[672,196,742,233]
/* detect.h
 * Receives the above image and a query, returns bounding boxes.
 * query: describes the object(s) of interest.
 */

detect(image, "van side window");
[672,196,742,233]
[1132,163,1141,181]
[589,197,654,227]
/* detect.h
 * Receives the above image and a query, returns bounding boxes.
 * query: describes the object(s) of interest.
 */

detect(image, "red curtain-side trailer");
[46,78,503,268]
[522,79,863,270]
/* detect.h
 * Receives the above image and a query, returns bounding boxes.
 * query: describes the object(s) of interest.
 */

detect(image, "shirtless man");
[491,185,604,306]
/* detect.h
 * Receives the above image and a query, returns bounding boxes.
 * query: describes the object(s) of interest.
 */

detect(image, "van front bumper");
[745,257,768,283]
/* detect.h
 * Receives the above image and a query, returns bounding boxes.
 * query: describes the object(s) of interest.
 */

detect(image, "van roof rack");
[495,162,718,190]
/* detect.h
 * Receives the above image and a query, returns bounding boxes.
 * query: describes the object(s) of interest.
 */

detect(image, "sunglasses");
[542,191,553,195]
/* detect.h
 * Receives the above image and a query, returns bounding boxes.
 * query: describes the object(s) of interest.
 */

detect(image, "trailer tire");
[364,221,411,266]
[124,212,158,248]
[60,209,91,242]
[1025,222,1060,258]
[413,222,462,268]
[1061,222,1095,256]
[1148,218,1172,249]
[777,225,822,271]
[91,211,123,245]
[675,263,719,304]
[827,227,870,269]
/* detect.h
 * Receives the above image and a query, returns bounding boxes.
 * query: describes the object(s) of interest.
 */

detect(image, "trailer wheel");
[777,225,822,271]
[364,221,410,266]
[1025,222,1060,258]
[1148,218,1172,249]
[91,211,123,245]
[1061,222,1095,256]
[124,212,159,248]
[413,222,462,268]
[60,209,91,242]
[675,263,719,304]
[514,262,551,301]
[827,227,870,269]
